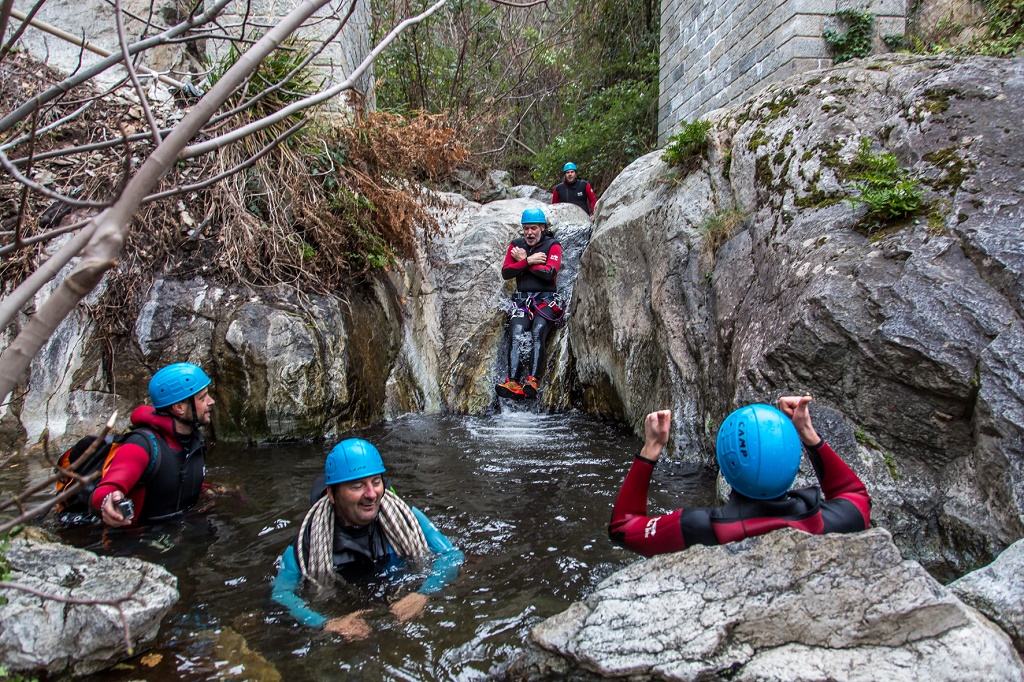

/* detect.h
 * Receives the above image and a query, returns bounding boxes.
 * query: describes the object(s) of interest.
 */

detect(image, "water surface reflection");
[50,411,714,681]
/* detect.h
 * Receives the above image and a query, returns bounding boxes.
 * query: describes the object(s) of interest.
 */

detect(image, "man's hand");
[390,592,428,623]
[325,610,373,640]
[526,252,547,266]
[778,395,821,446]
[510,246,527,261]
[100,491,132,528]
[640,410,671,462]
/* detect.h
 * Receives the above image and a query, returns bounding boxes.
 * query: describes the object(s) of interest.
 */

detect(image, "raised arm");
[777,395,871,530]
[608,411,693,557]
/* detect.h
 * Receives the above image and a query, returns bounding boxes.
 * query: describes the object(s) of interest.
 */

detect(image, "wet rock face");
[951,537,1024,654]
[385,198,592,414]
[2,274,404,446]
[0,537,178,676]
[509,528,1024,681]
[567,56,1024,575]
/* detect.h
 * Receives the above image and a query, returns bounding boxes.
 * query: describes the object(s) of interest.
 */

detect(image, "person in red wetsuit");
[91,362,216,527]
[495,208,564,400]
[551,162,597,216]
[609,396,871,557]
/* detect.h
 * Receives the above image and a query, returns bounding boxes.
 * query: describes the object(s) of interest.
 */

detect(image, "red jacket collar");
[130,406,183,450]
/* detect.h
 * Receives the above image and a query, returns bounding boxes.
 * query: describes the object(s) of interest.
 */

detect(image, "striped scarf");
[296,488,430,588]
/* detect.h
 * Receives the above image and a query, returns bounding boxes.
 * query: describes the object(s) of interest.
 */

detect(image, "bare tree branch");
[180,0,450,160]
[1,100,95,152]
[114,0,162,146]
[0,219,98,332]
[0,0,350,404]
[0,218,90,257]
[143,118,306,202]
[0,0,234,136]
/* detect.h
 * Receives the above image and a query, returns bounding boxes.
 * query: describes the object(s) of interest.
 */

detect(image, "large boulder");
[508,528,1024,681]
[567,55,1024,575]
[950,537,1024,654]
[0,537,178,676]
[2,272,404,446]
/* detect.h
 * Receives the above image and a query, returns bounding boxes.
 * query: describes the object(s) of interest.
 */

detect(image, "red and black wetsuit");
[552,179,597,215]
[90,406,207,526]
[501,233,563,380]
[609,440,871,557]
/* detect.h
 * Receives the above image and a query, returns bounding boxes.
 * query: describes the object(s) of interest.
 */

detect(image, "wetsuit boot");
[496,378,526,400]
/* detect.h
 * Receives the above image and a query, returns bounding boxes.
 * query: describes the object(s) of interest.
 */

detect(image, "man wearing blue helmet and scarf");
[609,396,871,556]
[272,438,464,638]
[496,207,564,400]
[91,362,215,527]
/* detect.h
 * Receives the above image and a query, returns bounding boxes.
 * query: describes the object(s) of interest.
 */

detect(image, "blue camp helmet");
[521,207,548,225]
[325,438,386,485]
[148,363,211,409]
[562,162,577,173]
[716,404,802,500]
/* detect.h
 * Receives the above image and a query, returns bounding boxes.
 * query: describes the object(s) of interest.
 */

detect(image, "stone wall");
[658,0,907,143]
[6,0,373,103]
[209,0,375,108]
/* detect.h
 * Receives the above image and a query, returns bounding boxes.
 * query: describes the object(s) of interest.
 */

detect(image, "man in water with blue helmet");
[273,438,464,638]
[609,396,871,556]
[92,362,215,528]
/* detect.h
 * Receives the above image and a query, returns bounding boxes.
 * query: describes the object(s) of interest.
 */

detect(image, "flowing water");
[14,411,715,681]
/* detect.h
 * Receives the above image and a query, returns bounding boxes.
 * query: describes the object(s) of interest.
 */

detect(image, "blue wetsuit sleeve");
[271,545,327,628]
[412,507,464,595]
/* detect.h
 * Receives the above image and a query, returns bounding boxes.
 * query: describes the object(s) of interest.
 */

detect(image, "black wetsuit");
[500,233,563,380]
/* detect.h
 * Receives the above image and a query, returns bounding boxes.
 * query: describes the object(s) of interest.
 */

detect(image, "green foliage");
[848,138,924,228]
[0,666,38,682]
[371,0,659,194]
[824,9,876,63]
[661,119,712,170]
[207,38,323,116]
[0,533,9,608]
[970,0,1024,55]
[531,76,657,191]
[206,37,323,153]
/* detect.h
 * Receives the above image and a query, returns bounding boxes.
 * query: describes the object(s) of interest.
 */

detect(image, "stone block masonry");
[659,0,907,144]
[7,0,373,107]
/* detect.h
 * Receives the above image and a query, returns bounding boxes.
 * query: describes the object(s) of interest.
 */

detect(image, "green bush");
[824,9,876,63]
[661,119,712,170]
[530,74,657,192]
[848,138,923,227]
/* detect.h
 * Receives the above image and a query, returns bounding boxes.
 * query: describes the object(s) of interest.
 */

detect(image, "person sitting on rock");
[496,207,564,401]
[551,162,597,216]
[609,396,871,556]
[92,362,216,528]
[272,438,464,639]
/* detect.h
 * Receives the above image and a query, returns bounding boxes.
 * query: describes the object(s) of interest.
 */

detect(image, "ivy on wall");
[824,9,876,63]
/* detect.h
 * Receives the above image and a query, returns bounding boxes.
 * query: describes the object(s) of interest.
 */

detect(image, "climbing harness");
[508,291,567,327]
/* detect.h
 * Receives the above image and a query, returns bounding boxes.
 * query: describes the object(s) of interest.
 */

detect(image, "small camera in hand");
[116,498,135,522]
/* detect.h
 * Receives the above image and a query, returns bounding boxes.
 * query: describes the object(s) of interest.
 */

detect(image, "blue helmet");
[716,404,802,500]
[521,207,547,225]
[562,162,577,173]
[325,438,386,485]
[148,363,211,409]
